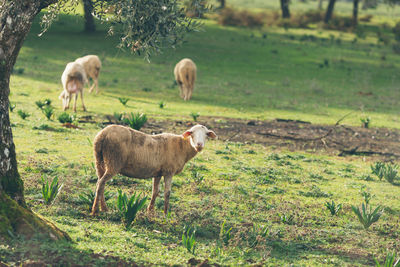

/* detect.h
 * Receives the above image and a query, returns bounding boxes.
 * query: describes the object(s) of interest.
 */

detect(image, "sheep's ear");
[207,130,217,139]
[182,130,192,139]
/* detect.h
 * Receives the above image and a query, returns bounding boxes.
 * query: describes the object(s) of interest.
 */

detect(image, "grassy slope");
[2,7,400,267]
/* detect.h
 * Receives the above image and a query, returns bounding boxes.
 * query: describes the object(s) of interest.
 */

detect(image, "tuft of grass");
[325,200,342,216]
[58,112,73,124]
[374,252,400,267]
[219,220,232,246]
[182,225,196,255]
[116,189,147,229]
[79,190,113,210]
[41,175,63,205]
[371,162,385,180]
[382,164,399,184]
[351,202,383,230]
[113,112,124,123]
[118,97,129,106]
[42,106,54,120]
[159,101,166,109]
[9,102,16,112]
[122,112,147,130]
[360,116,371,128]
[17,110,30,120]
[190,112,200,122]
[35,100,46,109]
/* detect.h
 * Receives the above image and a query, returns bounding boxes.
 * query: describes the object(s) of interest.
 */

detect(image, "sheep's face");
[183,125,217,152]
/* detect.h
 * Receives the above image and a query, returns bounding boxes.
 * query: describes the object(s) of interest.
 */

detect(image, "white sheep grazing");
[75,55,102,94]
[90,124,217,216]
[174,58,197,101]
[59,61,87,112]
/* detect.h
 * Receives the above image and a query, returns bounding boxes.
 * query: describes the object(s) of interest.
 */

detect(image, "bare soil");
[140,116,400,160]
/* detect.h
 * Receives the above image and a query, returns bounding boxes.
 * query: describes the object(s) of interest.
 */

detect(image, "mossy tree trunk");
[0,0,69,240]
[83,0,96,33]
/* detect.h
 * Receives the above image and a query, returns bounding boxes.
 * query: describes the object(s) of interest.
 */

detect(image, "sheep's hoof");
[90,211,98,216]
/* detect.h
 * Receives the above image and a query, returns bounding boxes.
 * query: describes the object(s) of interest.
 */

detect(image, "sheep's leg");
[73,93,78,112]
[94,78,99,94]
[163,175,173,215]
[80,90,87,111]
[91,171,115,215]
[147,176,161,212]
[89,78,95,93]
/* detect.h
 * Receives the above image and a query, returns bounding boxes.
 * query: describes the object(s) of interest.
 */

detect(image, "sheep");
[174,58,197,101]
[90,124,217,216]
[75,55,102,94]
[59,61,87,112]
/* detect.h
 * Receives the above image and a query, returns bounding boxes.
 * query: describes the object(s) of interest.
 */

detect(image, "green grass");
[4,7,400,266]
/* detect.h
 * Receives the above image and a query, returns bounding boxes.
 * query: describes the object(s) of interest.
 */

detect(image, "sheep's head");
[182,124,217,152]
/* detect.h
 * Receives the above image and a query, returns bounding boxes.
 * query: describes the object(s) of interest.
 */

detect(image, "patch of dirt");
[140,116,400,160]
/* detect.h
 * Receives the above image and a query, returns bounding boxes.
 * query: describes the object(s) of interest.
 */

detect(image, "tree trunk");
[0,0,68,240]
[218,0,225,9]
[83,0,96,32]
[353,0,359,25]
[280,0,290,19]
[324,0,336,23]
[318,0,323,10]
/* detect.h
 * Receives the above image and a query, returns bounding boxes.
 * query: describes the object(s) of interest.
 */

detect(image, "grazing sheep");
[174,58,197,101]
[75,55,102,94]
[59,61,87,112]
[91,124,217,216]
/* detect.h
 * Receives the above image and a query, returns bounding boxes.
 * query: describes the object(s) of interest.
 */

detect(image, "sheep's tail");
[93,133,105,179]
[181,67,196,91]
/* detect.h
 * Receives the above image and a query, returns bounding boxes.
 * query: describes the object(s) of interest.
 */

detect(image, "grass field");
[2,4,400,266]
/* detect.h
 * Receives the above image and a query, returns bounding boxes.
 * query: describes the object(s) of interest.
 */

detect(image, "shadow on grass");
[0,234,139,266]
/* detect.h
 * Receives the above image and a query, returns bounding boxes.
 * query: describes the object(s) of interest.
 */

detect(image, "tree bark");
[0,0,68,240]
[218,0,225,9]
[318,0,323,10]
[83,0,96,32]
[280,0,291,18]
[353,0,359,25]
[324,0,336,23]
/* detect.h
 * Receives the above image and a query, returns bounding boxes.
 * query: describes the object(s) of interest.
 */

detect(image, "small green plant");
[122,112,147,130]
[118,97,129,106]
[375,252,400,267]
[360,116,371,128]
[44,98,52,106]
[371,162,385,180]
[35,100,46,109]
[116,189,147,229]
[58,112,73,124]
[248,224,269,248]
[190,112,200,122]
[41,175,63,205]
[159,101,166,109]
[42,106,54,120]
[279,213,294,225]
[351,201,383,230]
[219,220,232,246]
[79,190,113,209]
[17,110,30,120]
[9,102,16,112]
[191,170,204,184]
[325,200,342,216]
[113,112,124,123]
[182,225,196,255]
[382,164,398,184]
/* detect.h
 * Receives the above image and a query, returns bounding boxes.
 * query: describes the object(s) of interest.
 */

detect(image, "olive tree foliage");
[40,0,207,60]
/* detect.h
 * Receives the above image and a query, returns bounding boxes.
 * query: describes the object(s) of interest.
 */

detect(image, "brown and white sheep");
[91,124,217,216]
[59,61,87,112]
[75,55,102,94]
[174,58,197,101]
